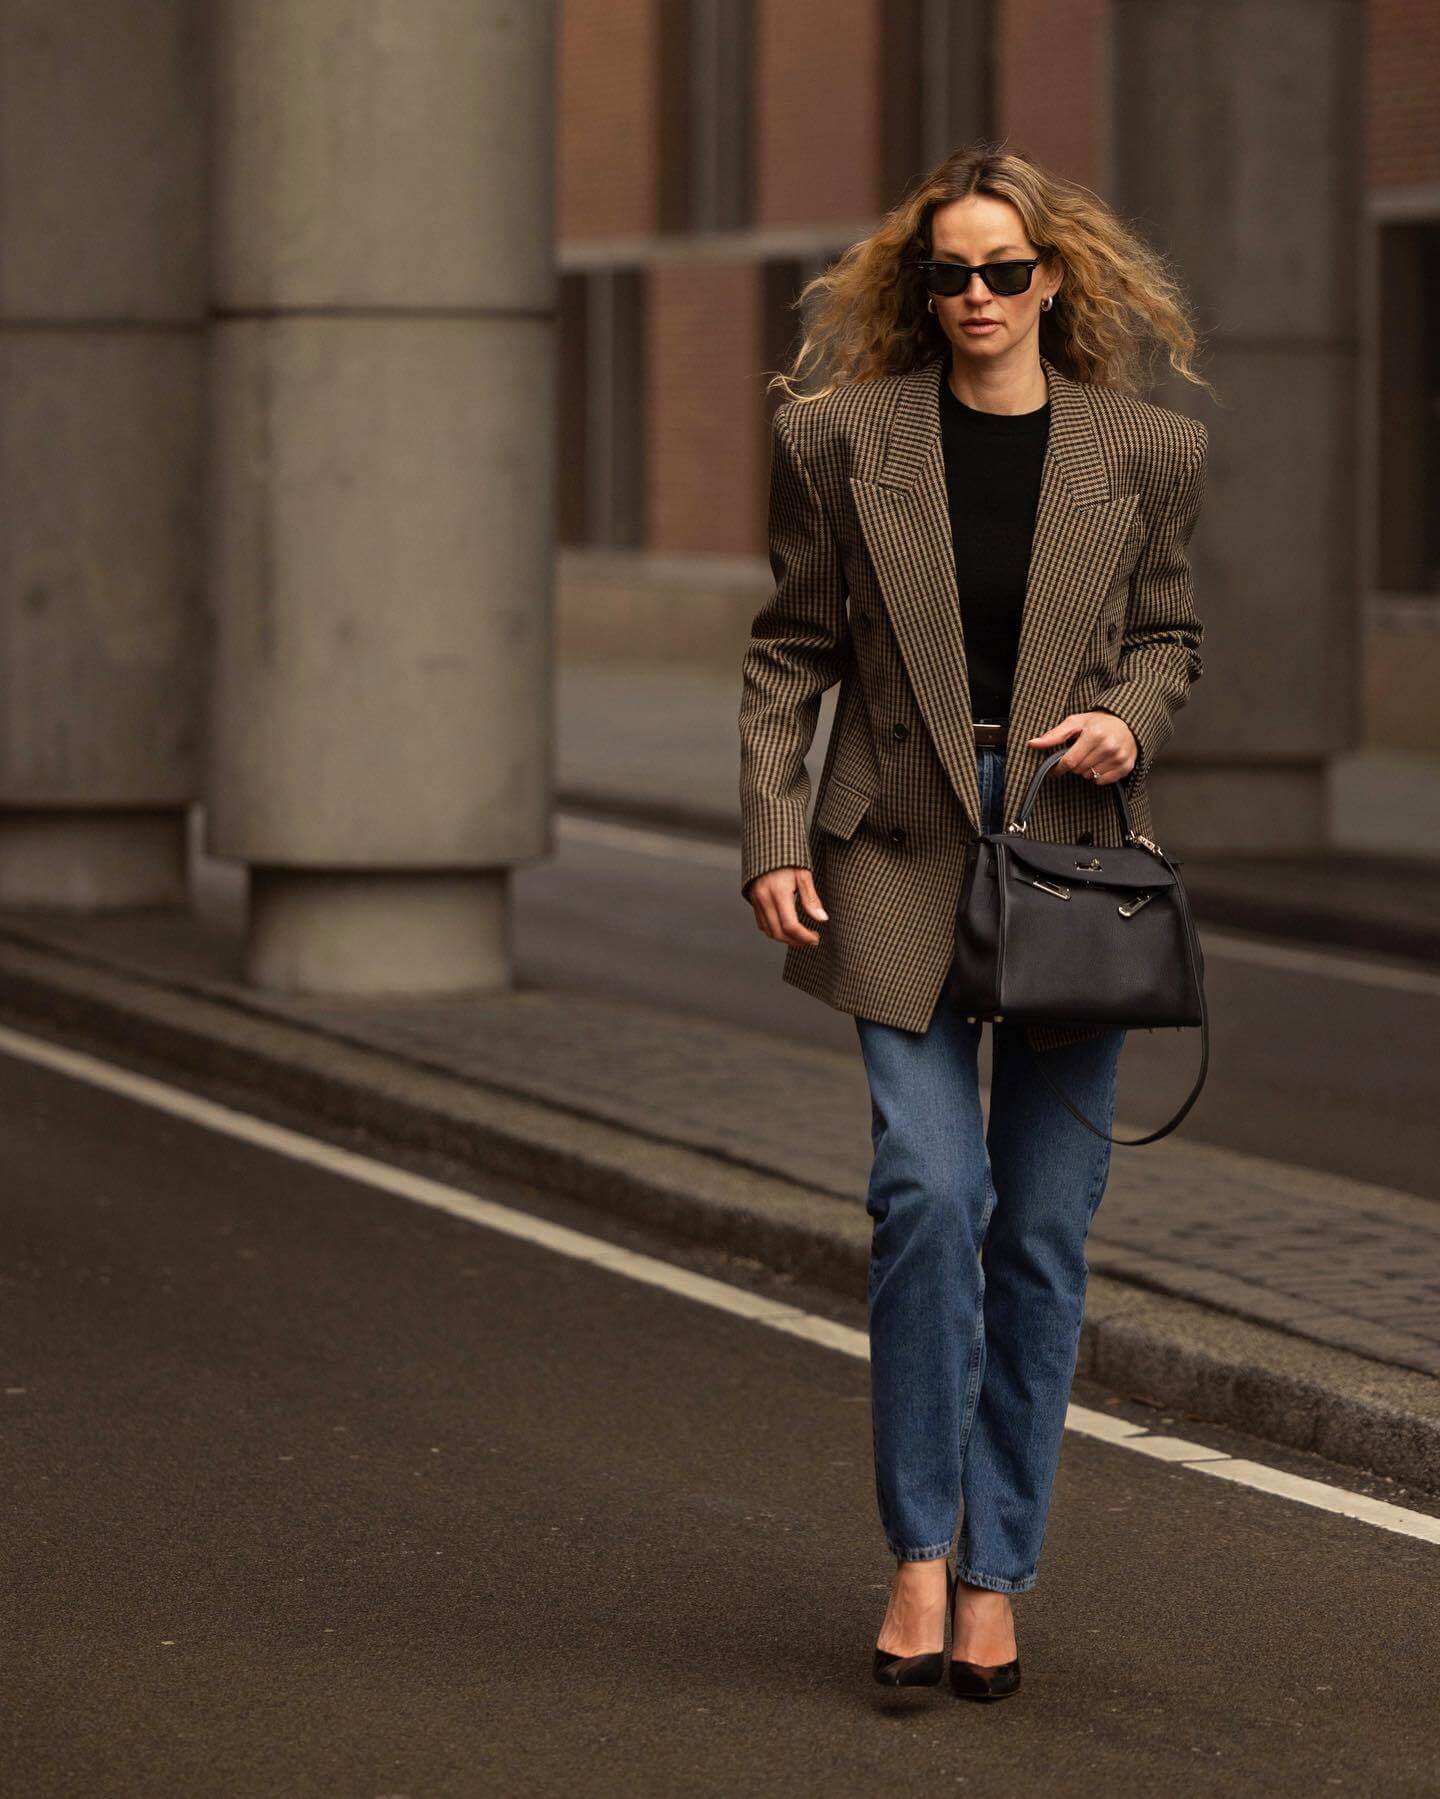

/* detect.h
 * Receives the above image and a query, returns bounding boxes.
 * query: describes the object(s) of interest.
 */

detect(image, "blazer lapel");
[849,353,1140,840]
[849,359,983,836]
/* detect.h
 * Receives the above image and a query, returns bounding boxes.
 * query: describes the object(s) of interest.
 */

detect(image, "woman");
[737,144,1212,1700]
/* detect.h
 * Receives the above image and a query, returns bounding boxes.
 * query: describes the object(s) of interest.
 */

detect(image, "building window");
[761,256,810,405]
[659,0,755,232]
[757,250,840,524]
[1376,220,1440,595]
[557,272,589,547]
[558,267,647,549]
[882,0,994,207]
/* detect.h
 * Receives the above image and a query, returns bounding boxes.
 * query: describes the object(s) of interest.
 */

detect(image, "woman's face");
[925,194,1062,363]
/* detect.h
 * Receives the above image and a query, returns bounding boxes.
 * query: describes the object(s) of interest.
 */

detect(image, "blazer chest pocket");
[813,776,875,841]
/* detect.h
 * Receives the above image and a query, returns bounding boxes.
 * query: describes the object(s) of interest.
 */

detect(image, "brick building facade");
[555,1,1440,832]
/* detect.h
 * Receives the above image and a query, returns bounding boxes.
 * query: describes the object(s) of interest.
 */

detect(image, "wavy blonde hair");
[768,140,1217,406]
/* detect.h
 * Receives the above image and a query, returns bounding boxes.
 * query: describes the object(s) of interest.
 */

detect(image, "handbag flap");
[988,834,1177,890]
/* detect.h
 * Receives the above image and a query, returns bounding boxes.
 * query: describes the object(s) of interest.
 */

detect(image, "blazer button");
[1077,830,1094,845]
[1107,620,1119,640]
[888,826,907,848]
[891,721,909,741]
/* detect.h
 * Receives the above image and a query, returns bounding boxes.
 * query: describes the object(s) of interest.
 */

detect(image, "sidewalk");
[3,876,1439,1495]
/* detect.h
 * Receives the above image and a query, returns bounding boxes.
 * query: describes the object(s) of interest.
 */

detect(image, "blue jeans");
[853,744,1125,1592]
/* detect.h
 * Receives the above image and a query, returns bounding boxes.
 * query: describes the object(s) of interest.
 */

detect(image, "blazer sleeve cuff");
[740,803,813,899]
[1089,679,1174,785]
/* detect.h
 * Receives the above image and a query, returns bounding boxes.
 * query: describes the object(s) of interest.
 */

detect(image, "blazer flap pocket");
[813,776,875,841]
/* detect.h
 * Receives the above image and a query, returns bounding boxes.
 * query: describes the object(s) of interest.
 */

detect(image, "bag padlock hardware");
[1076,857,1102,871]
[1118,890,1157,917]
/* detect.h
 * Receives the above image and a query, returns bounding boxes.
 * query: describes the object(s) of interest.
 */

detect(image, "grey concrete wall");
[0,0,206,905]
[1110,0,1364,853]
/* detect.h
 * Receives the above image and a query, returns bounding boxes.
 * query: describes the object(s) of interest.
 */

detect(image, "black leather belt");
[972,720,1008,748]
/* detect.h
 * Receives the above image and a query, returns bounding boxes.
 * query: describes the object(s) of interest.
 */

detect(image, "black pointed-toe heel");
[948,1567,1021,1702]
[948,1654,1022,1701]
[872,1643,946,1688]
[871,1558,952,1688]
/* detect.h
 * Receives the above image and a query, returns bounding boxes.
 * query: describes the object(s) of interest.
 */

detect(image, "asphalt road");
[5,1036,1440,1796]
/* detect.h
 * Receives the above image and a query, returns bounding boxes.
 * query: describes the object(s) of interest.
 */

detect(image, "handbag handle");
[1001,741,1209,1147]
[1009,742,1141,841]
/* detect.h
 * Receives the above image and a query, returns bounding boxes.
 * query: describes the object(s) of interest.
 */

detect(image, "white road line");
[554,813,1440,997]
[4,1017,1439,1548]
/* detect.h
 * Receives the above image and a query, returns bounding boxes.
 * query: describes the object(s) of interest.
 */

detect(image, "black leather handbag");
[951,744,1209,1146]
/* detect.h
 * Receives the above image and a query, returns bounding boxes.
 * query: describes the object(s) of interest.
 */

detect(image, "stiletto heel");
[872,1558,949,1688]
[948,1564,1022,1701]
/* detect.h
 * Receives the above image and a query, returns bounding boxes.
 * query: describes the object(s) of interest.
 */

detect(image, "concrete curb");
[2,929,1438,1495]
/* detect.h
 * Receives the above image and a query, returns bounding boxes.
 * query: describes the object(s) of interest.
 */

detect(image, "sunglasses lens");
[923,264,967,297]
[986,263,1031,296]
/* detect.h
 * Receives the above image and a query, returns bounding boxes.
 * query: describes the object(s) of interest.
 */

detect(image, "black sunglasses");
[914,255,1049,298]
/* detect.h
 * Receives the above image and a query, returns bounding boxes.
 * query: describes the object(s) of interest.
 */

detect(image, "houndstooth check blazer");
[737,350,1208,1053]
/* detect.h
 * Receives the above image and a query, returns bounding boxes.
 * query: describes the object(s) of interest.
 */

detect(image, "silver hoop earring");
[927,297,936,313]
[1040,295,1053,311]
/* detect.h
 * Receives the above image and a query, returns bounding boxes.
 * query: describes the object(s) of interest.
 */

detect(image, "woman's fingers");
[772,874,821,944]
[750,869,824,945]
[1033,713,1136,783]
[796,870,829,923]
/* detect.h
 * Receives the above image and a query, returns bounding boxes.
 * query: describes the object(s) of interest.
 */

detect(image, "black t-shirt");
[938,374,1050,722]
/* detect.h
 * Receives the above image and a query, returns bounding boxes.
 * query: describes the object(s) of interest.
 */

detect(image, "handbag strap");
[1004,744,1208,1147]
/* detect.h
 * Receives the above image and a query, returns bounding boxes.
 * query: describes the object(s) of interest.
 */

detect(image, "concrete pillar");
[206,1,555,995]
[0,1,206,906]
[1109,0,1364,852]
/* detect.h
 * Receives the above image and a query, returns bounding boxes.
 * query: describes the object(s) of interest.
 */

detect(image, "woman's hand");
[1026,711,1138,785]
[746,867,828,945]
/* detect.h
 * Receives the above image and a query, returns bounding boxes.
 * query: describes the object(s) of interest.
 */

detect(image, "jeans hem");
[885,1539,953,1563]
[954,1564,1037,1594]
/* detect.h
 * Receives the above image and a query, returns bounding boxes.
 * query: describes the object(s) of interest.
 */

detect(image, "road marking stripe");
[4,1018,1438,1547]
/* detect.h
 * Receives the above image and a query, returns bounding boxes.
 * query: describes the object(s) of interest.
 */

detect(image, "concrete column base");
[247,868,509,997]
[0,810,188,908]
